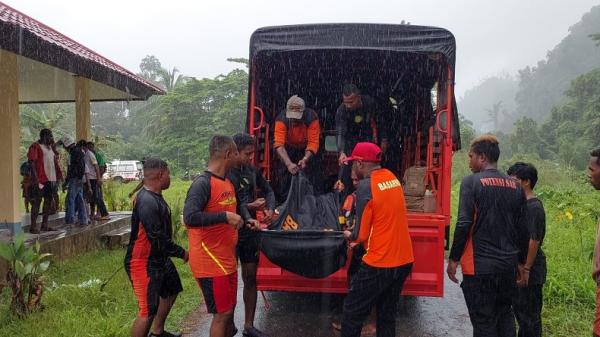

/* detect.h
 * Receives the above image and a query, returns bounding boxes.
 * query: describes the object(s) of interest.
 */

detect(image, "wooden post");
[75,76,91,141]
[0,50,23,234]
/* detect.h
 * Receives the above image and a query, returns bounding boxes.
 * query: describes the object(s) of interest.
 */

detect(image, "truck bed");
[256,213,448,297]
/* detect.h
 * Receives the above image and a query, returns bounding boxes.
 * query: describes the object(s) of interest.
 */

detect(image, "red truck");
[247,24,460,297]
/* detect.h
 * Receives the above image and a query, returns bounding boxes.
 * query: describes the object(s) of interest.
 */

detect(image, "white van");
[103,160,142,183]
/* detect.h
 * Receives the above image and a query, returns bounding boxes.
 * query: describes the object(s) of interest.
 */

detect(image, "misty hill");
[459,4,600,131]
[458,75,518,131]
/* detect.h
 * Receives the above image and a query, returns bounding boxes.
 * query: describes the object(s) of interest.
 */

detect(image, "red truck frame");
[247,24,460,297]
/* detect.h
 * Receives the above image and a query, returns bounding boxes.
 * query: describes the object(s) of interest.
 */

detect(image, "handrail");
[435,109,449,136]
[252,106,265,131]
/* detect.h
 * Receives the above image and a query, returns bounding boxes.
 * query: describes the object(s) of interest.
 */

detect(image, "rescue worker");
[334,84,388,196]
[273,95,320,202]
[124,158,188,337]
[183,135,259,337]
[447,135,528,337]
[341,142,414,337]
[228,132,275,337]
[332,170,376,335]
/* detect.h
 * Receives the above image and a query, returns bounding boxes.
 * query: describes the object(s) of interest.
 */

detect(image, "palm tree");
[19,104,69,159]
[156,67,189,92]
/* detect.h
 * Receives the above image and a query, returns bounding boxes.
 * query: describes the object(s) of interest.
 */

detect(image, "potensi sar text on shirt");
[479,177,518,189]
[377,178,401,191]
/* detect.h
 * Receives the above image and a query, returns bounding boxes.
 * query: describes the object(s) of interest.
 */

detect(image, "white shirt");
[40,144,57,182]
[84,150,98,180]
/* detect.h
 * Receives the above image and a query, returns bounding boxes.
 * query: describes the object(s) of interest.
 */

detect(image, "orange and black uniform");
[228,165,275,264]
[183,171,248,314]
[341,168,414,337]
[273,108,321,201]
[449,169,527,337]
[124,188,186,318]
[273,108,320,155]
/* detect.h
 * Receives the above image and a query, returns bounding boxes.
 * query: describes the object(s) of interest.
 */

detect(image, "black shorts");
[126,258,183,317]
[237,233,260,264]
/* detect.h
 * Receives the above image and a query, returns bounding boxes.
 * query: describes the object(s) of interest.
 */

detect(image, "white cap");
[285,95,305,119]
[58,135,75,148]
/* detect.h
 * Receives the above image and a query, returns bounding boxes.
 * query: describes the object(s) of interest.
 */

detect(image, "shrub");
[0,235,52,318]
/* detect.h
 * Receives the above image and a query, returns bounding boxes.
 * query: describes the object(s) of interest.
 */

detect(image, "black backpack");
[20,161,32,177]
[69,146,86,180]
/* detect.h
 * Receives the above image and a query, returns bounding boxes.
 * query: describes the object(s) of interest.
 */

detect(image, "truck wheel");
[113,176,124,183]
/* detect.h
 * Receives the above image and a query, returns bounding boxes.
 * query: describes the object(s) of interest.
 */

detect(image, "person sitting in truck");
[334,84,388,196]
[273,95,320,202]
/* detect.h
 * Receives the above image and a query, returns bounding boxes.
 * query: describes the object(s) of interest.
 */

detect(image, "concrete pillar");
[75,76,91,141]
[0,50,22,234]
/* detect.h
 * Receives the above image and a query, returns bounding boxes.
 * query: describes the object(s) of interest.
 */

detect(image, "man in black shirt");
[229,133,275,337]
[334,84,387,194]
[447,135,527,337]
[58,135,88,226]
[507,162,546,337]
[124,159,188,337]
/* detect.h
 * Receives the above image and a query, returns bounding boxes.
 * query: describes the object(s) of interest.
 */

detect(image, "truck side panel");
[257,214,447,297]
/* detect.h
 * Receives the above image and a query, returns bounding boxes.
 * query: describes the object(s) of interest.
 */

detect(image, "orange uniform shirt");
[352,168,414,268]
[273,108,320,154]
[184,172,239,278]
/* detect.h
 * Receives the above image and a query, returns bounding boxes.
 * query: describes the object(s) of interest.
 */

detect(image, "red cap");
[345,142,382,163]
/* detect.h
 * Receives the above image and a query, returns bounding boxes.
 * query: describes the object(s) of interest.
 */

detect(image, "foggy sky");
[6,0,599,96]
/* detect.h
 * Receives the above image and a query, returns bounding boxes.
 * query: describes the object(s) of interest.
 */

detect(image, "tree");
[156,67,190,92]
[485,101,509,131]
[458,75,518,131]
[19,104,72,159]
[458,114,476,147]
[113,63,249,173]
[536,68,600,169]
[139,55,163,83]
[508,117,546,157]
[514,5,600,122]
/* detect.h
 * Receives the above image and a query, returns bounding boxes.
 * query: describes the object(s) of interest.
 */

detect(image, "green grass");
[0,245,199,337]
[2,179,197,337]
[536,184,600,336]
[101,178,192,213]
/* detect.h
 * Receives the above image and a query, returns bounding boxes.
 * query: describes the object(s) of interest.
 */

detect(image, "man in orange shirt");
[273,95,320,201]
[183,135,259,337]
[341,142,414,337]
